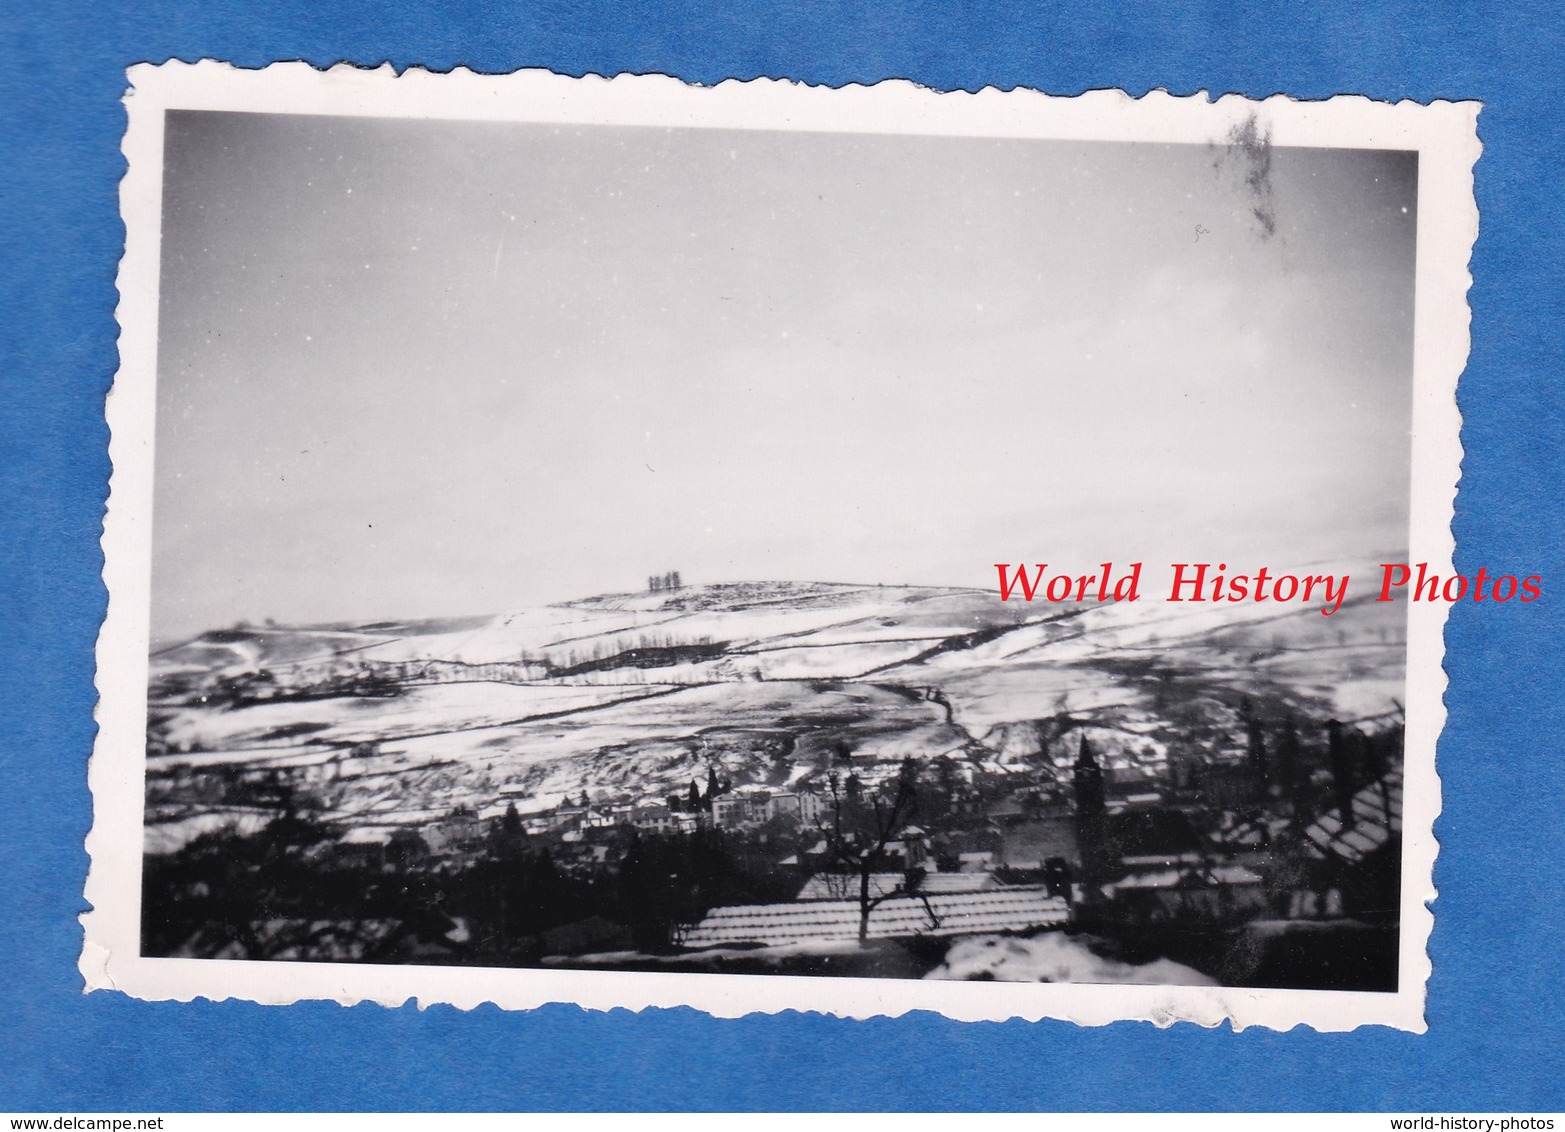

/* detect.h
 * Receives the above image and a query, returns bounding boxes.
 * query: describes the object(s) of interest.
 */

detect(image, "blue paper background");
[3,1,1563,1112]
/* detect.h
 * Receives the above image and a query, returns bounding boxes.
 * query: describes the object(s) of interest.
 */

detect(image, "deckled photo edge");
[84,62,1478,1033]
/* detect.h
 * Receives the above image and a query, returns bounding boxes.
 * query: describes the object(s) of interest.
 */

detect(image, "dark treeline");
[142,807,798,966]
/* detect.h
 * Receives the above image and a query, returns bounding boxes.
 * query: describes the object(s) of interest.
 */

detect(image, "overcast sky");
[150,110,1417,640]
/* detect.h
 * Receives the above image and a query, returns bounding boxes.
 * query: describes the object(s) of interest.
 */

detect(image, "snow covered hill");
[144,579,1407,851]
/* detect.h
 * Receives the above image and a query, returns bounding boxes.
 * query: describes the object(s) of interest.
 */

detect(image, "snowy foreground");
[927,933,1215,985]
[552,932,1212,985]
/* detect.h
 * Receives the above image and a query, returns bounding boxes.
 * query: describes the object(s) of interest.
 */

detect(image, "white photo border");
[84,61,1478,1032]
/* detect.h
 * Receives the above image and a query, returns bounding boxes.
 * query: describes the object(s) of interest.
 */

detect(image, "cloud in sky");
[150,111,1417,640]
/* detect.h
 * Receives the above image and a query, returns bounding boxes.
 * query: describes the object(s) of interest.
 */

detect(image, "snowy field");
[146,579,1409,849]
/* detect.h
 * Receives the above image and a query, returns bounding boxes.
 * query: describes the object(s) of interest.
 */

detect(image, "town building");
[676,886,1071,949]
[797,788,828,826]
[794,871,1002,901]
[423,808,482,855]
[630,802,676,833]
[711,795,749,829]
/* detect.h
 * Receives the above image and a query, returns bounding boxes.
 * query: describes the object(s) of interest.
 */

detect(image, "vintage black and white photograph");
[85,66,1473,1029]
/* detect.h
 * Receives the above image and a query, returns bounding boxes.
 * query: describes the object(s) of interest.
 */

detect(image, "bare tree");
[818,756,938,943]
